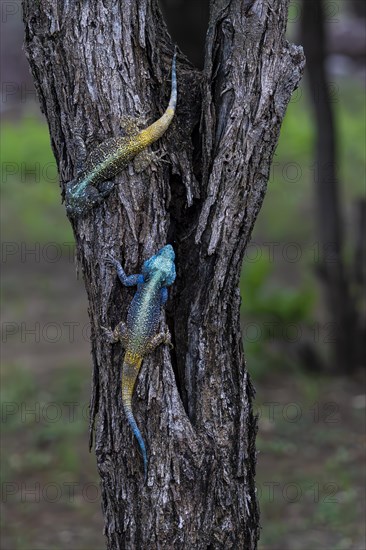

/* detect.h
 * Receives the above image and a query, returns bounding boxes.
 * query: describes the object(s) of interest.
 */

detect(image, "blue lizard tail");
[121,356,147,481]
[168,48,177,112]
[123,404,147,481]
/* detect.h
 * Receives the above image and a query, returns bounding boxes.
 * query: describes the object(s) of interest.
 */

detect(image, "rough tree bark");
[23,1,304,547]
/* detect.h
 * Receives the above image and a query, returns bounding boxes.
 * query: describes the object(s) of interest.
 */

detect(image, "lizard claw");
[155,151,169,164]
[105,253,118,268]
[165,330,174,349]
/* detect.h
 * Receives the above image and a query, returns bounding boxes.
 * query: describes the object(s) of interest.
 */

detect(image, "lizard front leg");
[105,254,143,287]
[98,180,115,198]
[66,183,110,217]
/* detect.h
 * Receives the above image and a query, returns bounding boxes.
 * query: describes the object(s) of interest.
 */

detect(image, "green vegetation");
[1,363,104,548]
[239,75,365,378]
[1,363,89,473]
[1,116,73,243]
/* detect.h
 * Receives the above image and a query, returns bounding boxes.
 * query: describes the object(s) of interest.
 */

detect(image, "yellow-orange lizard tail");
[137,49,177,147]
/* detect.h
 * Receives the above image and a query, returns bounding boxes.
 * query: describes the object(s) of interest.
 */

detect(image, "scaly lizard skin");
[65,51,177,217]
[103,245,176,479]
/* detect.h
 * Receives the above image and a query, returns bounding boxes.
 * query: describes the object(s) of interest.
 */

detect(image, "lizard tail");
[167,47,177,112]
[121,357,148,480]
[137,48,177,147]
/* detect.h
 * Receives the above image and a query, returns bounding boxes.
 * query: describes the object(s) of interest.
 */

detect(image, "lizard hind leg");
[133,150,163,173]
[119,115,145,137]
[145,329,173,353]
[133,149,169,174]
[119,115,164,173]
[133,146,171,173]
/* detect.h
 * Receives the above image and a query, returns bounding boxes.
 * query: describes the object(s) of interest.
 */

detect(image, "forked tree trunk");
[22,1,304,547]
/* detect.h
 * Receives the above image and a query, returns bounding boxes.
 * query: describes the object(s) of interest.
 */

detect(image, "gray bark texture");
[22,1,304,548]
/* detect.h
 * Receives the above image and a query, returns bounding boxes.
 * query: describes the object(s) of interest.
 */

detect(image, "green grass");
[337,78,366,196]
[1,116,73,243]
[1,363,89,474]
[1,362,104,549]
[256,375,364,549]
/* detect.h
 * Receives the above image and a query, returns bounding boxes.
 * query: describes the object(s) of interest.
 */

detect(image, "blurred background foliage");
[1,1,365,549]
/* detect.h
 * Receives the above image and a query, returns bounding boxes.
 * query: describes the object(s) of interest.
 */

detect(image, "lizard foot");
[164,329,174,349]
[105,253,119,268]
[133,149,169,173]
[98,180,115,199]
[119,115,145,137]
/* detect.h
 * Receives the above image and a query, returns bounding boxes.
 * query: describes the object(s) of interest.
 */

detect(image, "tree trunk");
[300,0,358,372]
[22,1,304,547]
[351,0,366,19]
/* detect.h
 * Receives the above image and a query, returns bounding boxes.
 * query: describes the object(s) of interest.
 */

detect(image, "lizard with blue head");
[103,245,176,480]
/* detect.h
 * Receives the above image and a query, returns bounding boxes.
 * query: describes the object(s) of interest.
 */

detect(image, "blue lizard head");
[142,245,176,286]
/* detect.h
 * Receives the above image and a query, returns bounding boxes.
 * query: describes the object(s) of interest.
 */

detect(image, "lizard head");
[142,245,176,287]
[65,181,89,218]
